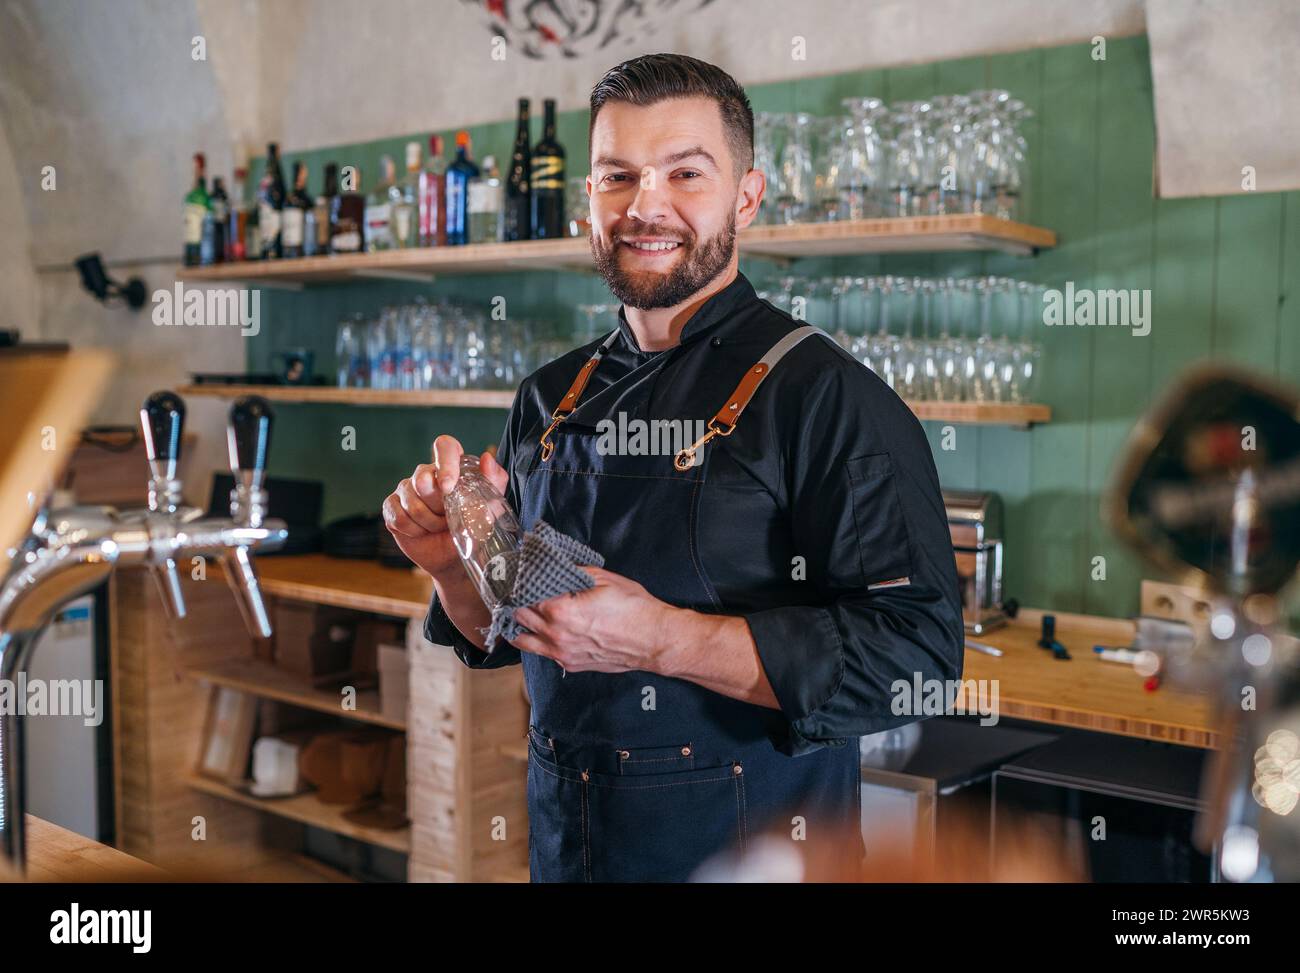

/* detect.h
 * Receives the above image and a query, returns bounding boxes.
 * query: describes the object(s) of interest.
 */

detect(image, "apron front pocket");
[615,742,696,776]
[526,731,591,882]
[585,760,747,882]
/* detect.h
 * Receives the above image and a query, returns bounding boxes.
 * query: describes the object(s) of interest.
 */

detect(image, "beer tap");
[1108,365,1300,882]
[141,390,198,620]
[0,392,287,874]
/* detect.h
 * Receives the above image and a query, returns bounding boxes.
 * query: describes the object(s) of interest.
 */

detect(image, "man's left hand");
[511,567,678,675]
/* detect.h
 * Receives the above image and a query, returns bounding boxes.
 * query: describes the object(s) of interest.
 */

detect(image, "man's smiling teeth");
[625,241,680,251]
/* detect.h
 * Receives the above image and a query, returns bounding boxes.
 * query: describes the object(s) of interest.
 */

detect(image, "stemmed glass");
[813,117,849,222]
[885,102,931,217]
[776,112,816,223]
[753,112,782,226]
[838,98,889,219]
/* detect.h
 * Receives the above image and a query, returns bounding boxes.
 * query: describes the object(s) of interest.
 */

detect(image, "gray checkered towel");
[483,520,605,650]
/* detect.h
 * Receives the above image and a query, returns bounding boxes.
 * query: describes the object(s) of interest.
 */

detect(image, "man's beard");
[590,211,736,310]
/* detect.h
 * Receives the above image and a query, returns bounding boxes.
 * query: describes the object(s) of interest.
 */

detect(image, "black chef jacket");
[425,270,965,757]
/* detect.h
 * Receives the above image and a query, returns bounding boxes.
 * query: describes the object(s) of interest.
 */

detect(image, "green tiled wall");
[245,35,1300,620]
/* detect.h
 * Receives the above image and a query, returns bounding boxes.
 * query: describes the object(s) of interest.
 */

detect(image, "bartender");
[383,53,964,883]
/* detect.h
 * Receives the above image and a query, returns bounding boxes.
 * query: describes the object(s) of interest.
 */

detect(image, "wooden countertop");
[234,552,432,618]
[956,610,1218,749]
[4,816,166,883]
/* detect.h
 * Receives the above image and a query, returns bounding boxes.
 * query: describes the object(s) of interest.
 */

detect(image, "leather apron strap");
[536,324,834,471]
[539,329,621,462]
[673,325,832,471]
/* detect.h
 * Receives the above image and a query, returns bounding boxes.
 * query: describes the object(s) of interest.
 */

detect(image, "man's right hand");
[382,434,510,581]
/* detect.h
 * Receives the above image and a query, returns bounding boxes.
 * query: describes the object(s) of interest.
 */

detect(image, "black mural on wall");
[462,0,719,59]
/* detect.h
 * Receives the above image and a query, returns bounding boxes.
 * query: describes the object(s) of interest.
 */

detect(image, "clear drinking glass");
[812,116,849,222]
[753,112,782,226]
[838,98,889,220]
[335,314,366,388]
[776,112,816,223]
[885,102,930,217]
[443,454,522,614]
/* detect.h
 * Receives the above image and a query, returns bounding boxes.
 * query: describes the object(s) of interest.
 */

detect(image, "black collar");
[614,271,759,354]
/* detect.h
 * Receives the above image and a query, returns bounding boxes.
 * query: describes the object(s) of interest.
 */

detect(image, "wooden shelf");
[186,655,405,731]
[177,383,514,409]
[236,553,431,619]
[739,214,1055,258]
[908,400,1051,427]
[181,382,1049,426]
[175,215,1056,285]
[186,774,411,854]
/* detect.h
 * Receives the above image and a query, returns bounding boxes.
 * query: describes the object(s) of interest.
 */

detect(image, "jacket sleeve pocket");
[844,452,915,590]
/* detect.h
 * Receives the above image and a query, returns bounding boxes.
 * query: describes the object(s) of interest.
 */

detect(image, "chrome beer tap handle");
[140,390,190,619]
[220,396,278,638]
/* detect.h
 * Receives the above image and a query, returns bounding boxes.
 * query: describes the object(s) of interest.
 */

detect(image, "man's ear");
[734,167,766,231]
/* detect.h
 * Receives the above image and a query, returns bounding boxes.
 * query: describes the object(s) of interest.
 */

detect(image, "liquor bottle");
[200,176,228,265]
[419,135,447,247]
[330,164,365,254]
[313,163,338,256]
[445,131,480,246]
[365,155,396,251]
[469,155,503,244]
[530,99,565,239]
[391,141,421,248]
[257,142,286,259]
[283,161,312,259]
[183,153,210,266]
[226,167,249,262]
[502,98,531,241]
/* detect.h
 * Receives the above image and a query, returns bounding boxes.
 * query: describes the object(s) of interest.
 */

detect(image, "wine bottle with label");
[502,99,531,241]
[183,153,210,266]
[330,164,365,254]
[445,132,480,246]
[365,155,396,252]
[469,155,502,244]
[201,176,227,265]
[227,167,248,262]
[392,141,421,248]
[419,135,447,247]
[283,161,312,258]
[257,142,286,259]
[314,163,338,255]
[530,99,565,239]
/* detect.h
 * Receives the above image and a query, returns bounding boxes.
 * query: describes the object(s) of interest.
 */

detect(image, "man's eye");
[675,170,701,179]
[604,173,631,184]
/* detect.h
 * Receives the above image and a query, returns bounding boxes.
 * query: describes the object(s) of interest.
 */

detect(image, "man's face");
[587,97,752,310]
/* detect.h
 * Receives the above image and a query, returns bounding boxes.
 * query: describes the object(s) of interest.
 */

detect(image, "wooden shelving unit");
[235,553,431,619]
[185,774,412,855]
[186,655,405,731]
[182,382,1050,426]
[175,215,1056,285]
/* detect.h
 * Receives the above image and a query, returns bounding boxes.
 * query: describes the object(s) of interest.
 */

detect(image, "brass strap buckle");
[673,420,735,471]
[539,410,567,462]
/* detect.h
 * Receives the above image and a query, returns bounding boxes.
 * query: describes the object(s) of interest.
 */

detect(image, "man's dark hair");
[589,53,754,179]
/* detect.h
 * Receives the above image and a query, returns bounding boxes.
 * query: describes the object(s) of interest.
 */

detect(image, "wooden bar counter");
[955,610,1217,749]
[7,815,166,883]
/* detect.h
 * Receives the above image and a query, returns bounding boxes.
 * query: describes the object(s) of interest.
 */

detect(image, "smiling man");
[383,53,964,883]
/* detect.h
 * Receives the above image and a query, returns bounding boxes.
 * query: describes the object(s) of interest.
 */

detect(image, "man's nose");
[626,165,671,225]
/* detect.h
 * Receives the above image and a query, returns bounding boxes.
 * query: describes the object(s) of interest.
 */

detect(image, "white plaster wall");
[0,118,40,338]
[255,0,1146,150]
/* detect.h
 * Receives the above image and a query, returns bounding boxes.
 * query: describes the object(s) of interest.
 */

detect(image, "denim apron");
[519,328,863,882]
